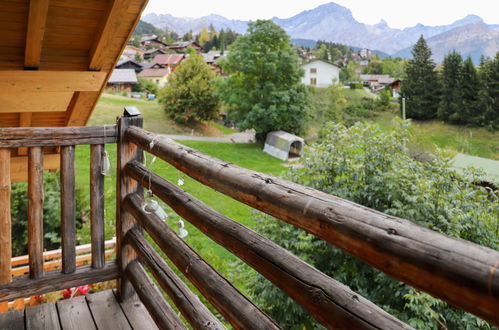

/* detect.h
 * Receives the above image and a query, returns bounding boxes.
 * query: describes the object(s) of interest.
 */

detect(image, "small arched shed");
[263,131,304,161]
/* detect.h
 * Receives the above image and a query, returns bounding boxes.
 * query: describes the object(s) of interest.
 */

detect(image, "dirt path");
[162,130,256,143]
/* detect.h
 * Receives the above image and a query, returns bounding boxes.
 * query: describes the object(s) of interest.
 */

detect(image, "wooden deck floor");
[0,290,158,330]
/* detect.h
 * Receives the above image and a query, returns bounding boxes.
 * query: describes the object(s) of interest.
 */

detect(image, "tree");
[339,61,360,83]
[197,27,210,46]
[478,53,499,130]
[400,35,440,119]
[242,121,498,329]
[161,53,220,123]
[438,51,463,122]
[459,57,481,125]
[219,20,309,138]
[315,44,329,61]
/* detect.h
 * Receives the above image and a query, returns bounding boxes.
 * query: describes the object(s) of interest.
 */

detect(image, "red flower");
[61,288,72,299]
[77,285,90,295]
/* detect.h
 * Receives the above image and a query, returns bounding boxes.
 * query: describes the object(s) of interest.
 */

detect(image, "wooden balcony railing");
[0,109,498,329]
[0,125,119,304]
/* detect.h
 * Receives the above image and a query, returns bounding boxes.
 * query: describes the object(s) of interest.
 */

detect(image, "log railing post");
[60,145,76,274]
[0,149,11,285]
[28,147,44,279]
[116,107,143,300]
[90,144,105,269]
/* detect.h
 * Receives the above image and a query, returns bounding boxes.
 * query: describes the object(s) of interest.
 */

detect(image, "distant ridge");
[142,2,499,62]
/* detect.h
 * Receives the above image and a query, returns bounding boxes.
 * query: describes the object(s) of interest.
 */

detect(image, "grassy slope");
[89,94,225,136]
[309,87,499,160]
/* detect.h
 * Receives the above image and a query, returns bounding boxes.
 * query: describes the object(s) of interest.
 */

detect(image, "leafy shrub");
[243,120,498,329]
[11,172,86,256]
[350,82,364,89]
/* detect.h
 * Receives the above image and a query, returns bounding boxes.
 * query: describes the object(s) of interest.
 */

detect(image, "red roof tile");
[152,54,184,66]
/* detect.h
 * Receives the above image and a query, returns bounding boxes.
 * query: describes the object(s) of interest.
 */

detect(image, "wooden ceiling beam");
[0,92,74,113]
[24,0,50,69]
[88,0,133,71]
[0,71,107,93]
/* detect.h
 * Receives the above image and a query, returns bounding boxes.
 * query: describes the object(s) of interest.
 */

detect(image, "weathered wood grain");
[0,309,24,330]
[86,290,132,330]
[126,161,410,329]
[126,126,499,325]
[0,149,11,285]
[28,147,44,280]
[113,289,159,330]
[116,115,143,300]
[57,295,97,330]
[26,302,61,330]
[61,145,76,274]
[0,261,118,303]
[123,194,280,330]
[0,125,117,148]
[125,227,225,329]
[90,144,105,269]
[125,260,187,330]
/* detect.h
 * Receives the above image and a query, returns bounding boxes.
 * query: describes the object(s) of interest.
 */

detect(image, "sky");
[142,0,499,29]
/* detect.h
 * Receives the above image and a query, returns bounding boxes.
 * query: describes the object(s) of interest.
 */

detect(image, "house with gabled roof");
[144,48,167,60]
[301,59,340,87]
[116,59,143,73]
[166,41,202,53]
[140,34,168,48]
[138,68,171,88]
[152,54,185,69]
[106,69,138,92]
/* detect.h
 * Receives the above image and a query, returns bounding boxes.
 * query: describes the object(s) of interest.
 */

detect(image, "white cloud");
[143,0,499,29]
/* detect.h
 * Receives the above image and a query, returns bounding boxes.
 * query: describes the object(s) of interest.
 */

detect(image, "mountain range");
[142,2,499,63]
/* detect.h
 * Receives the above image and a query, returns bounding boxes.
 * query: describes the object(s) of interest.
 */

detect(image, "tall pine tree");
[438,51,463,123]
[478,54,499,130]
[401,36,440,119]
[460,57,481,125]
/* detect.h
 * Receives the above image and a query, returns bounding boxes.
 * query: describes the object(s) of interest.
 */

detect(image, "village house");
[140,34,168,48]
[301,59,340,87]
[390,79,402,97]
[152,53,185,70]
[166,41,203,53]
[122,45,145,61]
[143,48,167,60]
[138,67,171,88]
[360,74,396,91]
[116,59,143,73]
[106,69,138,92]
[202,50,228,74]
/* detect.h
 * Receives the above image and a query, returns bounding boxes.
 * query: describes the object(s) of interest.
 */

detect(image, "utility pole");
[402,97,406,120]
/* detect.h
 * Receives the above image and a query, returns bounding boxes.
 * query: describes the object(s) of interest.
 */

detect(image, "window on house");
[156,79,160,84]
[310,78,317,86]
[310,68,317,74]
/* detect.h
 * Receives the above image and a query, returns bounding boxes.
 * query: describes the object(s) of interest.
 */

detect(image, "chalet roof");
[202,50,228,64]
[141,35,159,42]
[153,54,185,66]
[108,69,138,84]
[302,59,340,68]
[144,48,167,54]
[167,41,201,49]
[0,0,148,181]
[360,74,395,84]
[140,62,162,70]
[116,59,143,68]
[138,68,170,78]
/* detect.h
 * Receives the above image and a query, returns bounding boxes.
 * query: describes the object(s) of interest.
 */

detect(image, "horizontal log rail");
[0,261,118,303]
[126,126,499,325]
[126,160,410,329]
[0,125,117,148]
[125,227,226,330]
[125,260,187,330]
[123,193,280,330]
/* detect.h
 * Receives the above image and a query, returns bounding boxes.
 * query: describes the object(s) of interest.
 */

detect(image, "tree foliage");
[438,51,463,122]
[243,121,498,329]
[478,54,499,130]
[219,20,309,138]
[161,53,220,123]
[400,36,440,119]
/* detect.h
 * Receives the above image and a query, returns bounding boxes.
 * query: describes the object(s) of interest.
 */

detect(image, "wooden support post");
[116,111,143,300]
[60,146,76,274]
[90,144,105,269]
[0,149,11,286]
[28,147,44,279]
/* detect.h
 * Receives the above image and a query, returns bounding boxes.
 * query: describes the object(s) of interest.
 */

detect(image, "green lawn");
[74,140,287,294]
[89,94,226,136]
[373,111,499,160]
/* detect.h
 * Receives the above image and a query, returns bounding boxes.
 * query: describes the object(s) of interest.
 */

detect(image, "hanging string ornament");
[101,125,111,176]
[141,143,168,221]
[178,220,188,239]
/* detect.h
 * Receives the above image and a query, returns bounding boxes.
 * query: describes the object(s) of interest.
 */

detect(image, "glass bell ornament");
[101,149,111,176]
[142,191,168,221]
[178,220,188,239]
